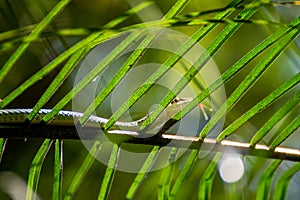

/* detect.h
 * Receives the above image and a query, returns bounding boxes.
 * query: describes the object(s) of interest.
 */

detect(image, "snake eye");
[171,98,179,104]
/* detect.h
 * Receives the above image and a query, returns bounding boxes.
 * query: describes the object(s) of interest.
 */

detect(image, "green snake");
[0,97,200,141]
[0,97,194,128]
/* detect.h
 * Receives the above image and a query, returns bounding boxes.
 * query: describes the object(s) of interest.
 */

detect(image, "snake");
[0,97,194,127]
[0,97,201,139]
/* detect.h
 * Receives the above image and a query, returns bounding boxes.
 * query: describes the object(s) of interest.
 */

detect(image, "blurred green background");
[0,0,299,199]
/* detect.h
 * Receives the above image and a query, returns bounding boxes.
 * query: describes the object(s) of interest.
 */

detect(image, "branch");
[1,124,299,162]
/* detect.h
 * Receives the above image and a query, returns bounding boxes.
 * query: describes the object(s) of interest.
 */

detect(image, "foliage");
[0,0,299,199]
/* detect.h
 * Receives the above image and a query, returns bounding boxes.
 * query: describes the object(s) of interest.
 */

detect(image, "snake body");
[0,97,193,129]
[0,109,140,127]
[0,97,195,141]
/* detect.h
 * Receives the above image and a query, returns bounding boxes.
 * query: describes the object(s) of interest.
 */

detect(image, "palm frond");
[0,0,299,199]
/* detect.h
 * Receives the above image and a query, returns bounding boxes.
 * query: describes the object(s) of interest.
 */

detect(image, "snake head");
[169,97,193,106]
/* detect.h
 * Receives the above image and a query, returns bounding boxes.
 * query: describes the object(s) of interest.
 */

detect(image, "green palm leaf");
[0,0,299,199]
